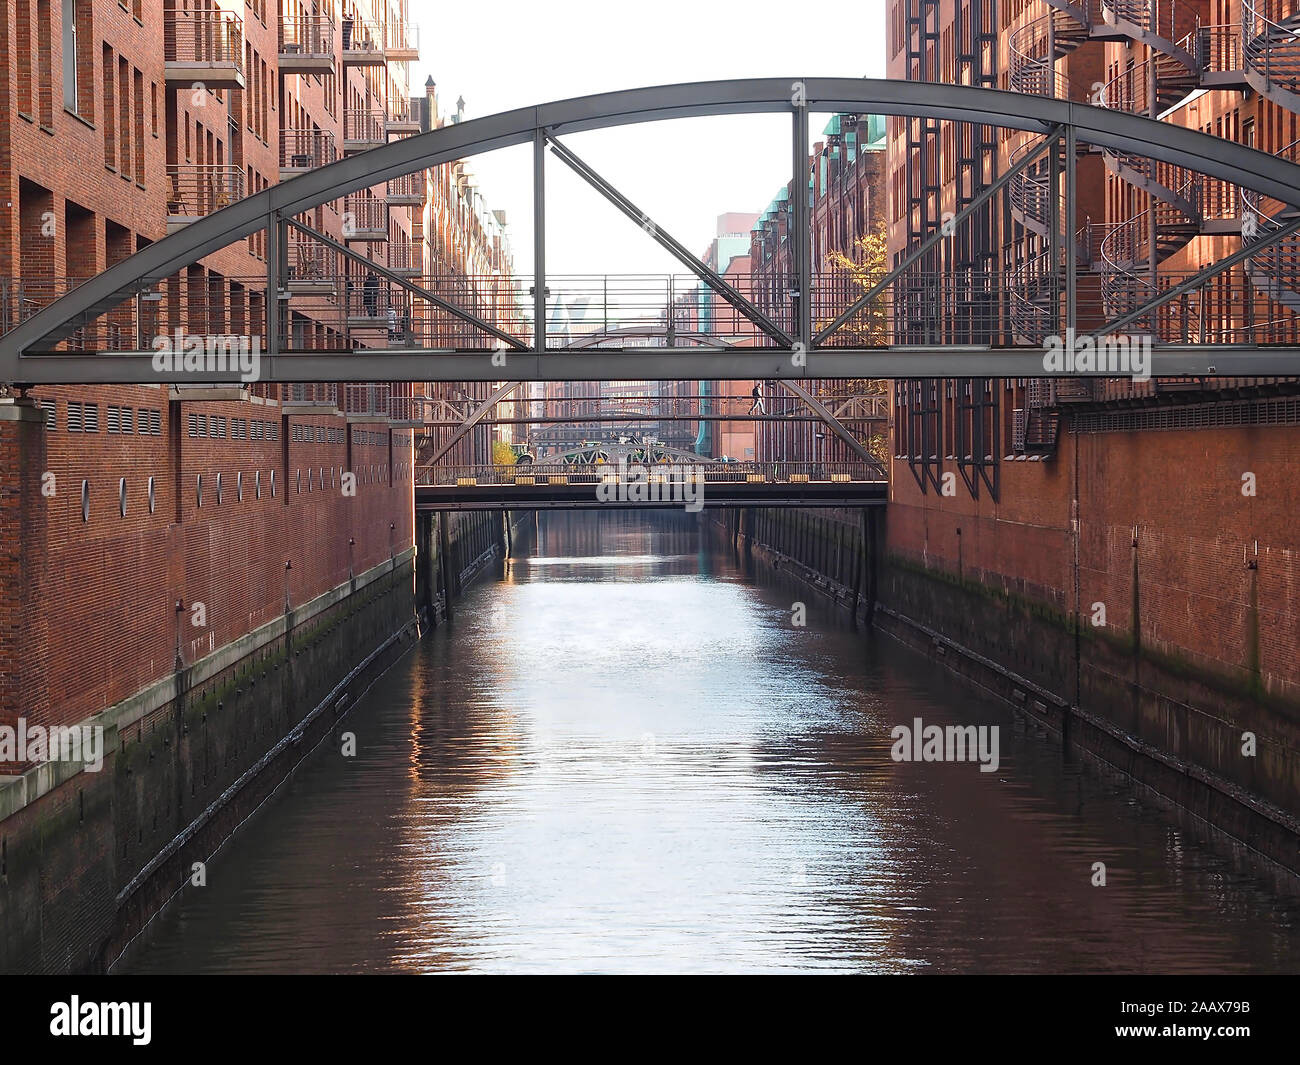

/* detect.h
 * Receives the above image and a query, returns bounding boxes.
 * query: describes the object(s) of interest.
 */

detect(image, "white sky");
[407,0,888,278]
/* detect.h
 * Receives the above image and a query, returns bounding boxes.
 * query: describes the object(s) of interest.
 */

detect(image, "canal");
[122,512,1300,974]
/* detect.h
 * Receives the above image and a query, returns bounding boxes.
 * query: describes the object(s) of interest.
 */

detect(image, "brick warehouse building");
[749,112,888,466]
[882,0,1300,867]
[0,0,520,970]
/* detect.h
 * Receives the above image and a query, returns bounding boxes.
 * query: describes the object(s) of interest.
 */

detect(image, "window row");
[75,462,406,521]
[195,469,275,506]
[45,400,162,435]
[187,413,279,440]
[78,475,158,521]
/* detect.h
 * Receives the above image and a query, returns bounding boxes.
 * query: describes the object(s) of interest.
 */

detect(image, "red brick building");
[749,112,888,465]
[0,0,514,751]
[880,0,1300,851]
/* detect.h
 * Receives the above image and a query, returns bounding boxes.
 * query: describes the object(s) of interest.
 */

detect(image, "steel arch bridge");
[5,77,1300,384]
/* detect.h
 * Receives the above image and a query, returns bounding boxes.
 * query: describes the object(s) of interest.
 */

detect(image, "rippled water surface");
[123,512,1300,973]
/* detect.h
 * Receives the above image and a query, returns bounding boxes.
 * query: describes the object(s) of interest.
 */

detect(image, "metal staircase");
[1242,0,1300,110]
[1009,9,1094,98]
[1241,137,1300,314]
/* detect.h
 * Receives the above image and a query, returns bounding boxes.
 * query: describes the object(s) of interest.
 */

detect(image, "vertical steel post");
[533,126,547,355]
[266,210,281,357]
[1048,132,1060,337]
[792,104,812,351]
[1065,124,1077,335]
[1148,60,1159,336]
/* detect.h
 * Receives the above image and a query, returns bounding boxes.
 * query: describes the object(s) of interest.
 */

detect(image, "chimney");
[421,77,436,132]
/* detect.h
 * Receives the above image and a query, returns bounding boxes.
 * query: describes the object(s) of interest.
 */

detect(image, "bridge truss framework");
[4,78,1300,383]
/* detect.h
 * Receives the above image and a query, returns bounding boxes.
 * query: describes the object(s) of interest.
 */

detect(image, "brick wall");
[886,417,1300,703]
[3,388,414,749]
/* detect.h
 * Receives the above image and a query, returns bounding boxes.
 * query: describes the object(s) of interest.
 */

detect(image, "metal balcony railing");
[341,12,384,63]
[387,241,422,275]
[166,164,245,220]
[280,128,337,171]
[342,196,389,239]
[386,172,424,205]
[279,13,335,73]
[285,237,341,288]
[343,383,394,416]
[343,108,387,150]
[387,21,419,61]
[164,9,245,87]
[385,97,420,132]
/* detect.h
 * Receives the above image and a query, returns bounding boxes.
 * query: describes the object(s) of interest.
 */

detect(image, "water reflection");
[123,511,1300,973]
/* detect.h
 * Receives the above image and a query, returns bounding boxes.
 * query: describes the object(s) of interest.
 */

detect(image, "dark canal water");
[121,512,1300,973]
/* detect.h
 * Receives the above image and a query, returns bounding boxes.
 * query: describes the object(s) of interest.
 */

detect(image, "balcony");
[285,237,340,295]
[345,279,409,331]
[165,9,245,90]
[280,128,337,179]
[386,172,424,206]
[279,13,335,74]
[387,241,423,277]
[387,22,420,62]
[166,165,245,232]
[342,197,389,241]
[341,14,385,65]
[385,99,420,135]
[343,108,387,153]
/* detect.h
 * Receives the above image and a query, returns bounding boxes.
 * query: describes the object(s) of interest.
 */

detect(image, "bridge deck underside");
[414,481,888,511]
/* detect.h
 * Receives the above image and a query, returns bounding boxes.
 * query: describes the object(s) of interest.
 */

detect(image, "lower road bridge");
[413,460,887,511]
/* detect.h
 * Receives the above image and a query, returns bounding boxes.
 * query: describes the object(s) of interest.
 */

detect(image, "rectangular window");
[119,56,130,176]
[107,405,121,433]
[84,404,99,433]
[67,401,83,432]
[121,407,134,433]
[133,69,145,184]
[17,0,33,115]
[40,399,55,429]
[102,44,115,167]
[62,0,77,112]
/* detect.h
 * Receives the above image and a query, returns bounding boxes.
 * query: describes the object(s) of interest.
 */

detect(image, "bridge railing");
[415,460,884,488]
[9,267,1300,350]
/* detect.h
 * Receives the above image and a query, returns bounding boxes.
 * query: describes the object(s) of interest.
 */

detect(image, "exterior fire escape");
[899,0,945,494]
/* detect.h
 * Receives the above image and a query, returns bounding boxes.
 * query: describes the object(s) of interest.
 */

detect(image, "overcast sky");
[407,0,888,278]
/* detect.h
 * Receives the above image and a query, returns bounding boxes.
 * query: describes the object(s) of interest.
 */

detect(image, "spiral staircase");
[1240,137,1300,316]
[1242,0,1300,111]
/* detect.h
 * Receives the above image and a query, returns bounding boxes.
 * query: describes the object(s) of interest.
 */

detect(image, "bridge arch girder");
[6,77,1300,371]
